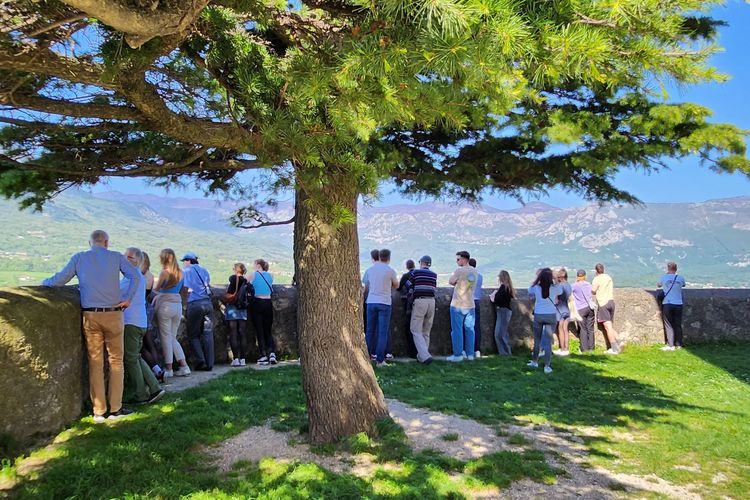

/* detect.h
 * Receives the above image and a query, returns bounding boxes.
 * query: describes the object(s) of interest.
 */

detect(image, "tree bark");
[294,168,388,444]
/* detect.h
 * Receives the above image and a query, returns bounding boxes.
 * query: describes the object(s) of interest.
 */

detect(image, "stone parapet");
[1,285,748,444]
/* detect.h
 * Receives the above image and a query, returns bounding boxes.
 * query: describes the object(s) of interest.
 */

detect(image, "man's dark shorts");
[597,300,616,323]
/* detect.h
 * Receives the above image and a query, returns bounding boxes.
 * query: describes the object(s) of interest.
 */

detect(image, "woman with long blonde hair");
[152,248,190,378]
[490,270,516,355]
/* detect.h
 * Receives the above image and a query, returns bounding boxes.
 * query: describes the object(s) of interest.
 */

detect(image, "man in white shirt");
[363,249,399,366]
[591,263,622,354]
[657,261,686,351]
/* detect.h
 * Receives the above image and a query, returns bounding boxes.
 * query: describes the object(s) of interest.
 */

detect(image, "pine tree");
[1,0,748,443]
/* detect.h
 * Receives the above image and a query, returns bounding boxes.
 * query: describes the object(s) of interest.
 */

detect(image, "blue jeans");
[532,313,557,367]
[366,303,392,363]
[450,307,475,357]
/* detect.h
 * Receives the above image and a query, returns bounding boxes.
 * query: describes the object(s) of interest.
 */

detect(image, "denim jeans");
[450,306,475,357]
[187,298,214,368]
[366,303,392,363]
[494,307,512,355]
[533,313,557,366]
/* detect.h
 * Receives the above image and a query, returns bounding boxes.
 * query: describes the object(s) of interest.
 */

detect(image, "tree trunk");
[294,169,389,444]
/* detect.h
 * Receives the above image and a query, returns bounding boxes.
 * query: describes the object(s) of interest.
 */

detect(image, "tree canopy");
[1,0,747,212]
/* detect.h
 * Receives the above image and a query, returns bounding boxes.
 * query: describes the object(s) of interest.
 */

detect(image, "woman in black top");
[225,263,249,366]
[490,270,515,355]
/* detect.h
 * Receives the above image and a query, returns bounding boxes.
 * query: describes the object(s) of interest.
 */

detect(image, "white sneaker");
[660,345,676,351]
[239,358,246,366]
[527,360,538,368]
[231,358,241,367]
[539,350,545,357]
[257,356,269,365]
[466,355,475,361]
[474,351,481,358]
[93,414,106,424]
[163,369,174,379]
[555,350,570,356]
[604,348,619,355]
[175,366,191,376]
[446,355,464,362]
[544,366,553,374]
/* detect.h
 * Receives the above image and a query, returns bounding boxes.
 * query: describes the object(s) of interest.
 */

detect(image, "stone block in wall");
[0,287,85,444]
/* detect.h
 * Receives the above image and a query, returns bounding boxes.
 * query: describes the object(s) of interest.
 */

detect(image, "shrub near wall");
[0,287,84,447]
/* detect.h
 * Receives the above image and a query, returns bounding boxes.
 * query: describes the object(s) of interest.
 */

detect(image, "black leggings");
[250,298,275,357]
[228,320,247,360]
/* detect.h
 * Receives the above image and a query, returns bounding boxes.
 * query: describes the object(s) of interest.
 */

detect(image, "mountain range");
[1,189,748,288]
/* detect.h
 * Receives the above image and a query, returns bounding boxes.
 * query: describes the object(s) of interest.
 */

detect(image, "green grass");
[377,343,750,498]
[440,432,459,442]
[2,365,557,499]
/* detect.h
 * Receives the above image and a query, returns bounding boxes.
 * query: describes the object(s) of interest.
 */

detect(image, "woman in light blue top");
[152,248,190,379]
[527,268,561,374]
[554,268,573,356]
[249,259,276,365]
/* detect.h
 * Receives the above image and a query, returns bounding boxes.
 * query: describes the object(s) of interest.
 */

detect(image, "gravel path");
[205,396,702,499]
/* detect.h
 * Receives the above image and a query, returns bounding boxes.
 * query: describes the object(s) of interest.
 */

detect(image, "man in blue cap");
[181,252,214,371]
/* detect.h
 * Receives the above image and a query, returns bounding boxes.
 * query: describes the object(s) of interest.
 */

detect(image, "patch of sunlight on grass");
[258,458,291,484]
[221,395,239,403]
[53,426,93,444]
[286,462,326,483]
[425,464,462,495]
[371,477,404,496]
[159,403,176,413]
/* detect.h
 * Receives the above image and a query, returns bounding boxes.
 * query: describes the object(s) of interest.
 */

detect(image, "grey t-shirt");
[363,262,398,305]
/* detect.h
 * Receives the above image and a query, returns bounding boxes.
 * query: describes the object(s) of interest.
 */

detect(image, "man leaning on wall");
[42,230,140,423]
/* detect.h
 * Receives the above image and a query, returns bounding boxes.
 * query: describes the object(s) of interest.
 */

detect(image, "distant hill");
[1,190,748,288]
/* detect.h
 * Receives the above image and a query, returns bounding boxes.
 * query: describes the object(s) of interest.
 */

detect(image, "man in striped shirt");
[409,255,438,365]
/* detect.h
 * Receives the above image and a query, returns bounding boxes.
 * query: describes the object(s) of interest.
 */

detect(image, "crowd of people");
[42,230,685,421]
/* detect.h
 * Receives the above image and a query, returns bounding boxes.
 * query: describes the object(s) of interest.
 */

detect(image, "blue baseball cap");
[181,251,198,261]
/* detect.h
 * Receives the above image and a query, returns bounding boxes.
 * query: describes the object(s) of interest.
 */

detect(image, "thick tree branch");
[118,73,255,150]
[60,0,210,49]
[0,44,116,89]
[0,92,142,120]
[24,14,87,38]
[0,116,137,132]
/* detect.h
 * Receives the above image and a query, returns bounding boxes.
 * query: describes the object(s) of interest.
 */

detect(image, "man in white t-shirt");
[447,250,478,362]
[657,261,686,351]
[362,249,399,366]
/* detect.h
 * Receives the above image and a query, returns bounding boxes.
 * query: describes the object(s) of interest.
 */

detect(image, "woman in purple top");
[571,269,596,352]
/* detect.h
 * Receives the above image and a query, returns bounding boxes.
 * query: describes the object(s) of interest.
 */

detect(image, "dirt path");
[206,397,702,499]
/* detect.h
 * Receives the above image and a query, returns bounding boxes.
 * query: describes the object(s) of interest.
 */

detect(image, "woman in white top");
[527,268,561,374]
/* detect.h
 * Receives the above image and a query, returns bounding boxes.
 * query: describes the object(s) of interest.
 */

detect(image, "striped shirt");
[410,268,437,298]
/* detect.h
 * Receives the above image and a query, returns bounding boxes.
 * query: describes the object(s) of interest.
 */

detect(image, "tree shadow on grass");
[377,352,720,432]
[684,343,750,386]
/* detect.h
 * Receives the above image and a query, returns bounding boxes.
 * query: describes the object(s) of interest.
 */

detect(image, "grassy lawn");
[2,343,747,498]
[1,365,555,499]
[378,343,750,498]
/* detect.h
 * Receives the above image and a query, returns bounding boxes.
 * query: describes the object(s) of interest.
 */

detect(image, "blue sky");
[93,1,750,209]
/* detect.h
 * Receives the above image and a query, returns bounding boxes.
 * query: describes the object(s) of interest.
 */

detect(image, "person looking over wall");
[42,229,140,422]
[120,247,165,405]
[554,268,572,356]
[572,269,596,353]
[591,263,622,354]
[250,258,276,365]
[468,258,484,358]
[152,249,191,379]
[490,270,515,355]
[658,261,686,351]
[446,251,478,362]
[397,259,418,359]
[409,255,437,365]
[225,262,249,366]
[363,249,399,367]
[181,252,214,371]
[526,268,561,374]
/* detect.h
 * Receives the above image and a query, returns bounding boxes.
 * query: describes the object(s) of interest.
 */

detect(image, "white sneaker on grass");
[446,355,464,362]
[239,359,246,366]
[163,369,174,379]
[474,351,481,358]
[257,356,269,365]
[175,366,191,376]
[231,358,241,367]
[660,345,676,352]
[544,366,553,374]
[93,414,106,424]
[527,360,538,368]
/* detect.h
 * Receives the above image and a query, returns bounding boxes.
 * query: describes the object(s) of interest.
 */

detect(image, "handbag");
[220,275,240,304]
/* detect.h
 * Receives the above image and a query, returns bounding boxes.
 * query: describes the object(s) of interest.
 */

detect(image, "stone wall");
[1,285,748,444]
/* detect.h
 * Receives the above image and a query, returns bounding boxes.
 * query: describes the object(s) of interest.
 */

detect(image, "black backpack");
[234,279,254,309]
